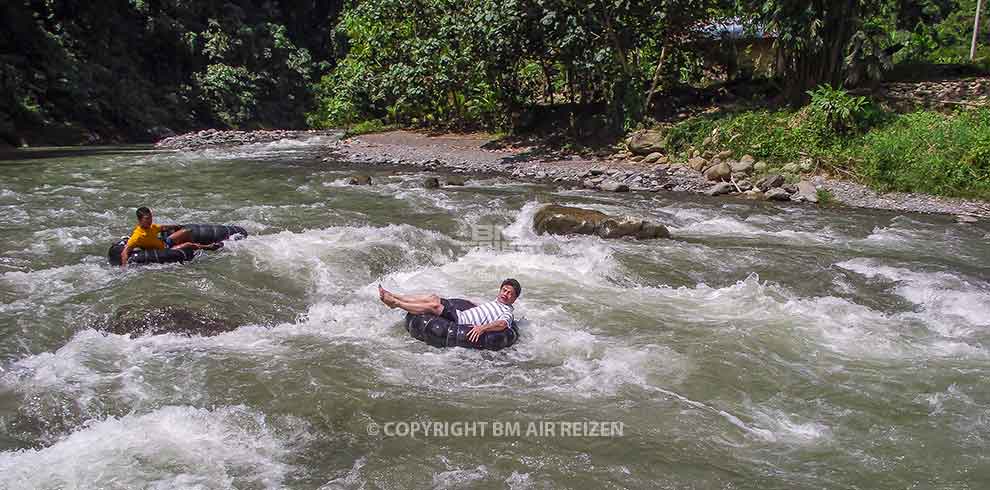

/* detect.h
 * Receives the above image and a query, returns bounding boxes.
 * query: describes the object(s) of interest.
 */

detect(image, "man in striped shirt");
[379,279,521,344]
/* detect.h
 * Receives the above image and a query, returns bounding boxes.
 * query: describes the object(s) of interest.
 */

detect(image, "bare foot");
[379,285,397,308]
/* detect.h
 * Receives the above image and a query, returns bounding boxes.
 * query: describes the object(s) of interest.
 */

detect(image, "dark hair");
[136,207,152,219]
[501,278,522,298]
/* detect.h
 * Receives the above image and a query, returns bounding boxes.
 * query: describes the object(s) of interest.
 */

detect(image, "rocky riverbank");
[151,128,988,219]
[156,129,341,150]
[324,130,990,219]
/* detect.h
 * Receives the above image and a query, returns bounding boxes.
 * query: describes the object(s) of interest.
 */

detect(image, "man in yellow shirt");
[119,207,221,267]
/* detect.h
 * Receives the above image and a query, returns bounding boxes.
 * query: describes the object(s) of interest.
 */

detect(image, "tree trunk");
[973,0,985,60]
[783,0,860,105]
[643,45,668,114]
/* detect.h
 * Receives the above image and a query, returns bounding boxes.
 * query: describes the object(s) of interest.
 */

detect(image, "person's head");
[136,207,153,228]
[497,278,522,305]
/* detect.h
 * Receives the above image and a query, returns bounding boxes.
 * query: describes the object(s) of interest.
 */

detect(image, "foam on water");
[837,258,990,330]
[0,405,303,489]
[1,262,116,307]
[170,135,341,161]
[30,226,100,253]
[229,223,457,299]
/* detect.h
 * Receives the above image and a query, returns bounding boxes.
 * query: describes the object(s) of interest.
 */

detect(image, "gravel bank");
[155,129,987,220]
[325,131,988,220]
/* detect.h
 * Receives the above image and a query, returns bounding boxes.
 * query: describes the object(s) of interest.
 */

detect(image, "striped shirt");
[456,300,514,326]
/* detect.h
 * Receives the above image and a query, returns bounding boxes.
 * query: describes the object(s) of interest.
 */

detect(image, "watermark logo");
[469,224,543,253]
[366,419,624,438]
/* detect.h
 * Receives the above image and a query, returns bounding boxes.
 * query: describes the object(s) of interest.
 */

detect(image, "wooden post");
[973,0,984,60]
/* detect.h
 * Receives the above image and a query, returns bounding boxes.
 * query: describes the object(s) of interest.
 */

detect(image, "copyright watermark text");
[366,420,624,438]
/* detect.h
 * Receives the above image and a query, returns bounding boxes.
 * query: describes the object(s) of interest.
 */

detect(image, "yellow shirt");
[126,224,166,249]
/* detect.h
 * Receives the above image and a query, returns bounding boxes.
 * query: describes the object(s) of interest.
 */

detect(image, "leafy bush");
[806,85,875,138]
[666,105,990,199]
[857,109,990,198]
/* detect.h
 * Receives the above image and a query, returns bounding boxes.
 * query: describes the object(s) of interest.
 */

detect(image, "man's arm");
[467,319,508,343]
[120,244,131,268]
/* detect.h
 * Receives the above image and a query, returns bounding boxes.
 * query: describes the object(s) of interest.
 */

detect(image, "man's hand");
[120,245,131,268]
[467,324,488,343]
[467,320,508,343]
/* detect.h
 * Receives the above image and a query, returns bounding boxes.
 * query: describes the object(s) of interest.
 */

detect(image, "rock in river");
[349,175,373,185]
[98,305,240,338]
[533,205,669,240]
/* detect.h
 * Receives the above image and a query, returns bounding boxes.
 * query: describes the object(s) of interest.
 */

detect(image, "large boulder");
[626,129,667,156]
[533,205,669,240]
[99,305,240,338]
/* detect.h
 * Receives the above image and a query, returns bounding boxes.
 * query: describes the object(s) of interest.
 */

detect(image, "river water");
[0,138,988,489]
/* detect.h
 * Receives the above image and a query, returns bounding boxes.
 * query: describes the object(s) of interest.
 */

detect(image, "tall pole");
[973,0,984,60]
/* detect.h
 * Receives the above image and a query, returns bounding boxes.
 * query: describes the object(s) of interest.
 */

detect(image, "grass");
[343,119,399,138]
[664,105,990,200]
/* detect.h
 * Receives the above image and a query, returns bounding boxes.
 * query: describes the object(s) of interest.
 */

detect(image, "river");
[1,138,989,489]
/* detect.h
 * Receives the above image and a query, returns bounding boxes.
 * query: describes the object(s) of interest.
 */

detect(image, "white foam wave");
[837,258,990,330]
[229,224,455,298]
[0,405,302,489]
[1,263,116,306]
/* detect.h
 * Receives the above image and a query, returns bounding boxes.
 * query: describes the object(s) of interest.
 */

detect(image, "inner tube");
[107,223,248,265]
[405,298,519,351]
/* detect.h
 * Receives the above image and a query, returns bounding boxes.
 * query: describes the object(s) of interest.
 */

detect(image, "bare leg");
[169,228,221,250]
[379,286,443,315]
[167,228,194,245]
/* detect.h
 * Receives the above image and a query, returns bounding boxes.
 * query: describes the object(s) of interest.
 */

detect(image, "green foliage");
[667,106,990,199]
[666,110,819,163]
[806,85,875,137]
[0,1,343,142]
[816,188,836,205]
[858,109,990,198]
[343,120,399,137]
[308,0,729,132]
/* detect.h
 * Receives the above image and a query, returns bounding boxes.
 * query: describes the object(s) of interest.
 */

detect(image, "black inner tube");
[404,298,519,351]
[107,223,248,265]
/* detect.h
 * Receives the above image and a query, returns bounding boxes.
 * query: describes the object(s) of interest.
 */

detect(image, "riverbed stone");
[100,305,239,338]
[643,152,665,164]
[688,157,709,172]
[715,150,733,160]
[730,158,755,174]
[533,205,669,240]
[706,182,735,196]
[795,180,818,203]
[626,129,667,155]
[704,161,732,182]
[445,175,467,186]
[742,189,765,200]
[756,174,785,191]
[956,214,979,224]
[765,187,792,201]
[423,177,440,188]
[599,181,630,192]
[349,175,373,185]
